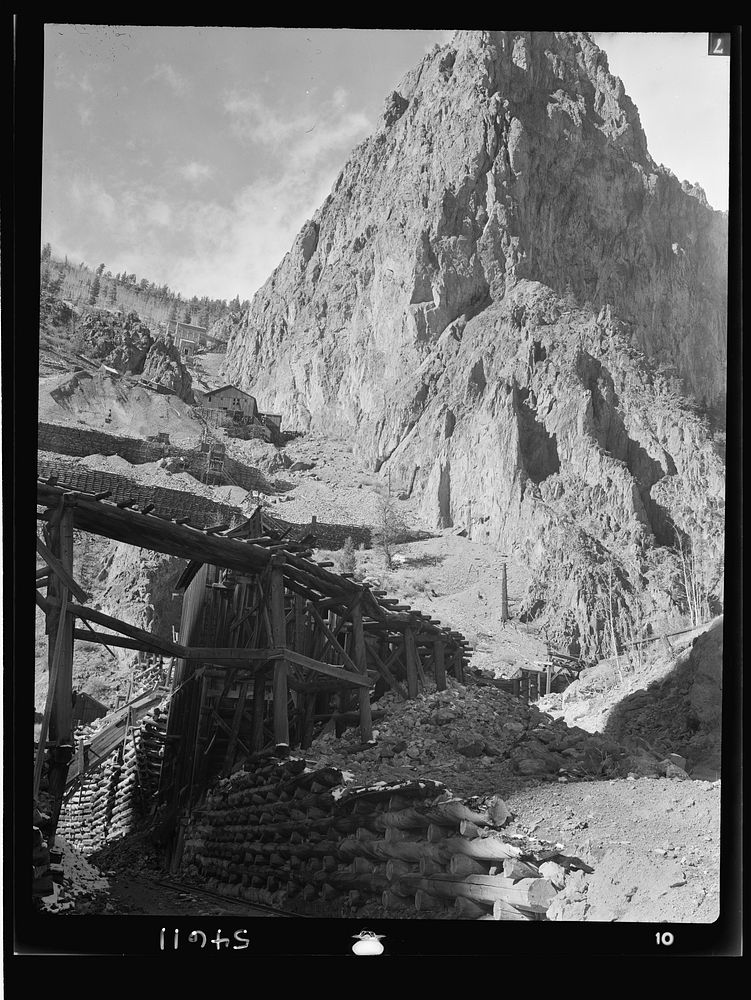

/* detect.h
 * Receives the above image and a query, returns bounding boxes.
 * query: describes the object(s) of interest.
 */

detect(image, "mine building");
[198,385,258,421]
[165,320,224,358]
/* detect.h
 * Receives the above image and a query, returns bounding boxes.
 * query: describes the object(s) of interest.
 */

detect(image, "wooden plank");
[45,597,185,658]
[72,628,177,656]
[65,687,166,785]
[306,602,360,674]
[186,646,281,661]
[52,508,75,749]
[270,555,289,748]
[350,599,373,744]
[283,649,371,688]
[294,593,307,657]
[36,534,89,603]
[221,680,249,776]
[366,645,409,700]
[34,582,70,799]
[398,874,555,913]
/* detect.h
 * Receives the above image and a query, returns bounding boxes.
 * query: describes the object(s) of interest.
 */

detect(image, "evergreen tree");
[48,270,63,296]
[41,242,52,262]
[96,262,106,276]
[88,273,101,305]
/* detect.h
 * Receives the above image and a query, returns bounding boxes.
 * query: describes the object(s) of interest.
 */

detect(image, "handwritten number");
[713,37,724,53]
[233,930,250,950]
[211,929,231,950]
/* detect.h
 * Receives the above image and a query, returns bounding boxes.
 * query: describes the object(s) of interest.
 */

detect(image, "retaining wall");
[38,422,168,465]
[37,454,244,529]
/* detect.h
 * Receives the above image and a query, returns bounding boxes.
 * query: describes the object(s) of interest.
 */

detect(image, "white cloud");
[177,161,214,183]
[222,87,370,168]
[332,86,348,110]
[146,200,172,226]
[149,63,188,96]
[68,177,118,224]
[77,102,93,127]
[44,87,374,301]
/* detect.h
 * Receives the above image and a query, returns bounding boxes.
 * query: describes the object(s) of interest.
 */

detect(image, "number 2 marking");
[713,37,724,54]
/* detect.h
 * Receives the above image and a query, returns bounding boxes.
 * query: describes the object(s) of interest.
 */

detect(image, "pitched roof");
[199,384,256,400]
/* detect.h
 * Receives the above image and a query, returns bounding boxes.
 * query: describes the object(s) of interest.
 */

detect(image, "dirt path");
[504,776,721,921]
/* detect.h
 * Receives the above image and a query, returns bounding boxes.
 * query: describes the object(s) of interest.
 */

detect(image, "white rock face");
[223,30,726,654]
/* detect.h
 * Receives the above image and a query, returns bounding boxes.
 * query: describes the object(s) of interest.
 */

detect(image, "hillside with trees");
[39,243,248,338]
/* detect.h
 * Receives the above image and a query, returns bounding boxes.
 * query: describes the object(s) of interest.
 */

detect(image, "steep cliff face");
[223,30,726,655]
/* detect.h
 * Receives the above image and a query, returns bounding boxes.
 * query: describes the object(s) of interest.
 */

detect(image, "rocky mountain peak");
[222,30,726,657]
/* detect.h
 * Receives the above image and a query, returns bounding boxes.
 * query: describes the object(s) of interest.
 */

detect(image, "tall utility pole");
[500,555,509,623]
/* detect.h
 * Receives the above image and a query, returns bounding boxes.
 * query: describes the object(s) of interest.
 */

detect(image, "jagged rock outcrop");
[141,335,194,402]
[74,311,154,373]
[71,310,193,402]
[223,30,726,654]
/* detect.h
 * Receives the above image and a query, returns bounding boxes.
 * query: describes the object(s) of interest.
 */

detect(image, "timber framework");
[35,478,471,856]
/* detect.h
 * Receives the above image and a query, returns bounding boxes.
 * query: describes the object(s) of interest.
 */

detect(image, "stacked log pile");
[181,757,582,919]
[57,706,167,855]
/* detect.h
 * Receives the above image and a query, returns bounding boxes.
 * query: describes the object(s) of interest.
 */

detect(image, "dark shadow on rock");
[601,618,722,776]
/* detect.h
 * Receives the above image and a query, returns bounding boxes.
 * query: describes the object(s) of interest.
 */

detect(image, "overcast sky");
[41,27,731,303]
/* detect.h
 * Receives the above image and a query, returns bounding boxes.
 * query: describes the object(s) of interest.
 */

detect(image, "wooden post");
[351,598,373,744]
[49,506,75,746]
[300,693,316,750]
[453,647,464,683]
[404,628,418,699]
[33,581,70,799]
[545,661,553,697]
[433,639,446,691]
[294,594,307,656]
[44,503,76,843]
[250,671,266,753]
[500,561,509,623]
[270,555,289,748]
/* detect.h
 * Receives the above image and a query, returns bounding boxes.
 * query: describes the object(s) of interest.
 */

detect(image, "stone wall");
[38,422,168,465]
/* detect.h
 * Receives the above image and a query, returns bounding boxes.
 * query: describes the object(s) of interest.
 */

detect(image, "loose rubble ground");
[307,676,641,799]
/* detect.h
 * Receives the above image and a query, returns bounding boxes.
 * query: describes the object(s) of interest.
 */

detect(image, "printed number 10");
[656,932,674,946]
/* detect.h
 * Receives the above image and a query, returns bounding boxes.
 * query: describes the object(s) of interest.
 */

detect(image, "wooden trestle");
[35,479,472,847]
